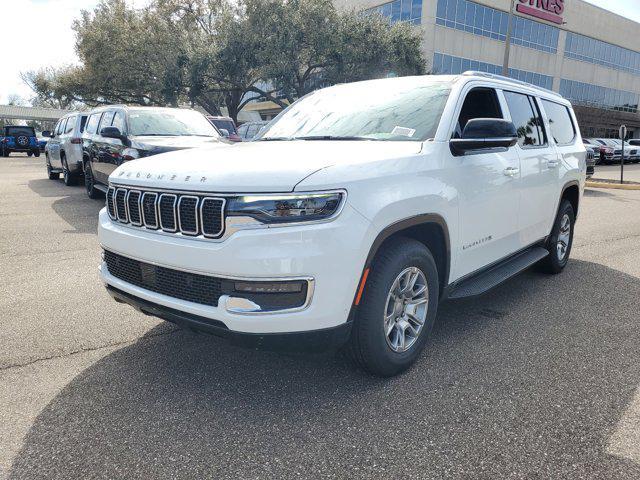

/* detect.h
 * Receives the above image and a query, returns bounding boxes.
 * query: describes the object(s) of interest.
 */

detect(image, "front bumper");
[107,285,352,352]
[98,203,372,335]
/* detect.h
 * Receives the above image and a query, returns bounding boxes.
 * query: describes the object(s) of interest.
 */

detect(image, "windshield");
[6,126,35,136]
[257,78,451,142]
[128,109,220,137]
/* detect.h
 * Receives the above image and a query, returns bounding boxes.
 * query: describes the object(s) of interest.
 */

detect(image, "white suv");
[44,112,89,186]
[98,72,586,376]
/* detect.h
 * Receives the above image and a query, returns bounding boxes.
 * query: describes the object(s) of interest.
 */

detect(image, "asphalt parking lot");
[1,154,640,479]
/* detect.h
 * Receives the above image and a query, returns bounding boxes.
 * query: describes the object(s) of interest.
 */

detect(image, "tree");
[25,0,427,123]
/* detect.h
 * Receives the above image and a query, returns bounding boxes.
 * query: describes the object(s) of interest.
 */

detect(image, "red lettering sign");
[516,0,565,25]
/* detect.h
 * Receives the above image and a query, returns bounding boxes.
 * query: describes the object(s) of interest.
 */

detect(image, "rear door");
[450,85,522,278]
[502,91,559,245]
[50,119,67,167]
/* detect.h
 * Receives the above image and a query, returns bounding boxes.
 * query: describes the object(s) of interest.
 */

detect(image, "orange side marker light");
[354,268,370,306]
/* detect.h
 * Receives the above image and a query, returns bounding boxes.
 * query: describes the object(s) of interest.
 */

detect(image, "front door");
[449,86,522,280]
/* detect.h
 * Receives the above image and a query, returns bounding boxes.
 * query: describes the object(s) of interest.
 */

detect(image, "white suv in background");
[44,112,88,185]
[98,72,586,376]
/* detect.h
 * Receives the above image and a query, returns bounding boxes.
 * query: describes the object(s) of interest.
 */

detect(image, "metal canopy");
[0,104,72,122]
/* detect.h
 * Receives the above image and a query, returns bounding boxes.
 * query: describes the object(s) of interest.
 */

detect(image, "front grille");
[104,250,224,306]
[103,250,309,310]
[107,186,225,238]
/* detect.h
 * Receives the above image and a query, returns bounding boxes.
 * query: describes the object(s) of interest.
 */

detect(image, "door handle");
[547,159,559,168]
[503,167,520,177]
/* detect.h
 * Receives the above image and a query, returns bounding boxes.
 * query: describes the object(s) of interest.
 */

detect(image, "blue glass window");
[559,79,639,113]
[432,53,554,90]
[368,0,422,25]
[565,32,640,76]
[436,0,558,54]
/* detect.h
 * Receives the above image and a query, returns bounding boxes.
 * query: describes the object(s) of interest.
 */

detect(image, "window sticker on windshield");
[392,126,416,137]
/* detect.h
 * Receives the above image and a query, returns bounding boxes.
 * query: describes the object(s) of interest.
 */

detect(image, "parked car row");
[43,106,227,195]
[584,137,640,164]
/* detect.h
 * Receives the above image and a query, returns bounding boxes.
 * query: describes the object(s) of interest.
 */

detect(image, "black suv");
[82,105,224,198]
[1,126,40,157]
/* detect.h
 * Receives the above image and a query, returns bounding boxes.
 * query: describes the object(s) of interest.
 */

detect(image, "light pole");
[502,0,516,77]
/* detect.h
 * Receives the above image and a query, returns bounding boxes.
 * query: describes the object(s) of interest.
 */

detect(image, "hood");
[110,140,422,193]
[130,135,223,155]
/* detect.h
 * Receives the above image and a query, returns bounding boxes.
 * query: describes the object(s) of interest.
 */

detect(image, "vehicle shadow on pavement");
[9,260,640,479]
[27,178,103,235]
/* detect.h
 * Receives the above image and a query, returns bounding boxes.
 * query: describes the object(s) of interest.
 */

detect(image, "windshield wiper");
[254,137,291,141]
[293,135,379,141]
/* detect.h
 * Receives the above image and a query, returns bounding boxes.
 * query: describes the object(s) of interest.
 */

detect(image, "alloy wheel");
[557,213,571,261]
[384,267,429,353]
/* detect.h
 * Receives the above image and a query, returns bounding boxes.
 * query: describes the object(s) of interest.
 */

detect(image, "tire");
[27,151,33,157]
[34,150,40,158]
[539,200,575,274]
[46,160,59,180]
[84,161,101,199]
[349,238,440,377]
[62,157,76,186]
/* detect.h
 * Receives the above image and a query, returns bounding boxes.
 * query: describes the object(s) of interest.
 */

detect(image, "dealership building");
[334,0,640,138]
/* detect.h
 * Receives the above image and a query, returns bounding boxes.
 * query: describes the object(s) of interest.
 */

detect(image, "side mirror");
[450,118,518,156]
[42,131,52,138]
[100,126,125,141]
[218,128,230,137]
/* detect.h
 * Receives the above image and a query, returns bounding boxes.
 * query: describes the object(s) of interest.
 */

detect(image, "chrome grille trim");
[141,192,159,229]
[106,187,116,220]
[200,197,226,238]
[115,188,128,223]
[108,186,226,239]
[159,194,178,232]
[126,190,142,226]
[177,195,199,236]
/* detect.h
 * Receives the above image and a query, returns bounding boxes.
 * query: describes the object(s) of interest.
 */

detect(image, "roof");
[0,104,72,121]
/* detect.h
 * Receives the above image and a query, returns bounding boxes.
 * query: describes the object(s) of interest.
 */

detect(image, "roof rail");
[461,71,562,98]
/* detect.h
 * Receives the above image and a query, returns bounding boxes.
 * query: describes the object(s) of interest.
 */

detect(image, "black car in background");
[82,106,224,199]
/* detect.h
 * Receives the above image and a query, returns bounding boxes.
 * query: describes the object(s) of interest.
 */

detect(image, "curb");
[586,180,640,191]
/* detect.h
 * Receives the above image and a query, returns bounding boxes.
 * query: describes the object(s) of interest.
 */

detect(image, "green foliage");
[25,0,427,122]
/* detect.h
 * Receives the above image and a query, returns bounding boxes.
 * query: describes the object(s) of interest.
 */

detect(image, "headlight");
[227,192,344,224]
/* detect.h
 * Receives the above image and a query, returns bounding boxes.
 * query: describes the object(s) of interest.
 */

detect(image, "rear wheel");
[62,158,76,186]
[84,161,101,199]
[539,200,575,274]
[349,238,439,377]
[27,151,33,157]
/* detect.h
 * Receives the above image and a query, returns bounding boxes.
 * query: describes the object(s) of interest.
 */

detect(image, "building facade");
[333,0,640,138]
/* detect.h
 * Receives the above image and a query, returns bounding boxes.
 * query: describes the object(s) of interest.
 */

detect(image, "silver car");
[44,113,89,185]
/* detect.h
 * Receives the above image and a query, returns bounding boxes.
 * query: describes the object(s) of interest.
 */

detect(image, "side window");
[111,111,126,133]
[503,91,546,147]
[541,100,576,145]
[455,88,503,137]
[98,111,115,135]
[64,116,74,134]
[79,115,88,133]
[56,119,66,136]
[87,113,102,134]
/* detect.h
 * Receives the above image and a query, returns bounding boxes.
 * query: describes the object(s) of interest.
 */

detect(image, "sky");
[2,0,640,105]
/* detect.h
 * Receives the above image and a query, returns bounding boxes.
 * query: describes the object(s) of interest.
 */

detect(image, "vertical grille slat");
[108,186,225,239]
[178,196,199,235]
[106,187,116,219]
[201,198,225,238]
[142,192,158,229]
[127,190,142,226]
[115,188,128,222]
[159,194,177,232]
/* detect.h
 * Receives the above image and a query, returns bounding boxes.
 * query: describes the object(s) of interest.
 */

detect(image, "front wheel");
[349,238,440,377]
[539,200,575,274]
[46,161,59,180]
[84,161,101,199]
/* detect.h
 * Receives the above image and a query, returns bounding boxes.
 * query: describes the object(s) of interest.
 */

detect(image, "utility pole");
[502,0,516,77]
